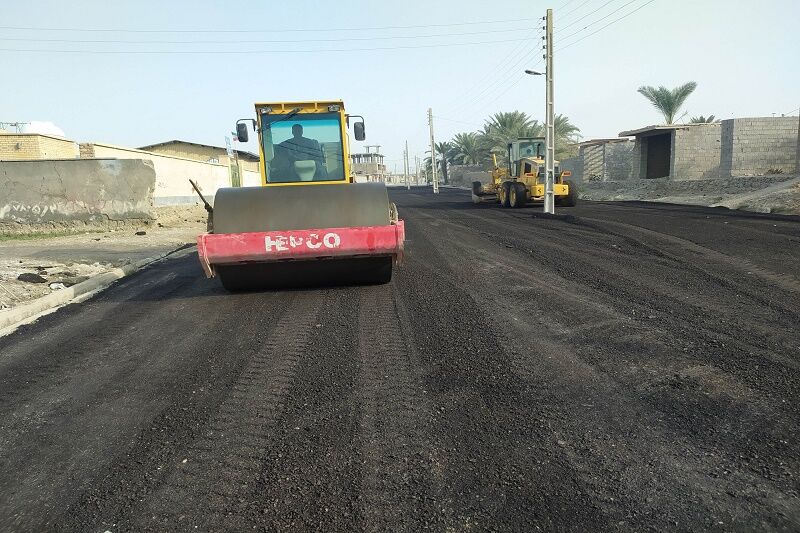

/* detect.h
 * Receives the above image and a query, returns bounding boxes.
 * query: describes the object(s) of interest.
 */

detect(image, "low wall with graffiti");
[0,159,155,231]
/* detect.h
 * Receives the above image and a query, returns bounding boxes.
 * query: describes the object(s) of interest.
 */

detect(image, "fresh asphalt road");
[1,188,799,532]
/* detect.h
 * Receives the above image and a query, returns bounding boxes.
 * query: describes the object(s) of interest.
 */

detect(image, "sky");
[2,0,799,172]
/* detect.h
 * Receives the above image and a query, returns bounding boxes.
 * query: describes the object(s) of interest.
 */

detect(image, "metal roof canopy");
[618,123,718,137]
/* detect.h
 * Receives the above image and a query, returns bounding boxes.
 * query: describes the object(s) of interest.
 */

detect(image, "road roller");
[195,100,404,291]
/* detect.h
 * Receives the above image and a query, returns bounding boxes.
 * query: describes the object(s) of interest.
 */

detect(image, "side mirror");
[235,122,249,143]
[353,121,365,141]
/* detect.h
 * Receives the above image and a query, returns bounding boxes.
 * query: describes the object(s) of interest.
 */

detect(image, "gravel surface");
[0,204,206,311]
[580,175,800,215]
[0,188,798,531]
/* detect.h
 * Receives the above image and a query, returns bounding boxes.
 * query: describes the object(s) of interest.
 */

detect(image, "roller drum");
[212,182,391,234]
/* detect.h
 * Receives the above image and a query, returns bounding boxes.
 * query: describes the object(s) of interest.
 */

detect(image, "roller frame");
[197,221,404,278]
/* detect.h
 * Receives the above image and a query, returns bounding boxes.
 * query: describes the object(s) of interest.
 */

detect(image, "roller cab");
[196,101,404,291]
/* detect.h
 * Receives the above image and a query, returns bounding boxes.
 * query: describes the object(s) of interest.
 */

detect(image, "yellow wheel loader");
[195,101,404,291]
[471,137,577,208]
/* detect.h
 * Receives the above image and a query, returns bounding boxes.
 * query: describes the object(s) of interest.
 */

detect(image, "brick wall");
[576,140,635,181]
[720,117,798,176]
[82,142,231,204]
[145,143,260,173]
[0,133,78,160]
[559,156,583,182]
[581,145,604,181]
[672,123,722,179]
[605,141,635,180]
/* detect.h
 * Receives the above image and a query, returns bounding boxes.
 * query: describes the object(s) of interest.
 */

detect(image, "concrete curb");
[0,245,194,331]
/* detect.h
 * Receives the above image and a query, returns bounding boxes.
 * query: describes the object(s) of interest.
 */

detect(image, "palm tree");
[689,115,716,123]
[435,141,454,184]
[450,132,484,165]
[480,111,543,162]
[554,114,580,143]
[553,114,581,159]
[637,82,698,124]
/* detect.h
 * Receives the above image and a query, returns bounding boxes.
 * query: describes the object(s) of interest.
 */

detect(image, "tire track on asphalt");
[248,288,362,532]
[0,265,198,411]
[441,206,800,381]
[133,291,323,532]
[356,283,440,531]
[396,215,613,531]
[397,194,800,529]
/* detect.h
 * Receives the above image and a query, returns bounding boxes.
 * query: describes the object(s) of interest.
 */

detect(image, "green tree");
[554,114,581,160]
[689,115,716,123]
[435,141,454,184]
[450,132,485,165]
[479,111,543,163]
[637,82,698,124]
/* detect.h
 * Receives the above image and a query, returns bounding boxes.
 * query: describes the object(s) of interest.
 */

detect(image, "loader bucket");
[196,183,404,291]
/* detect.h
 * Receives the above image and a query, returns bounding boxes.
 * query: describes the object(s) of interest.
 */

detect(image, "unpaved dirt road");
[1,188,799,532]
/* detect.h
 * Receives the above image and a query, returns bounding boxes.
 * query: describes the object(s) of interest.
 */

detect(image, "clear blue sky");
[2,0,798,171]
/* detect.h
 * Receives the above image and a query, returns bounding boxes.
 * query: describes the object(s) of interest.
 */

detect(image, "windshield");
[261,112,345,183]
[518,140,544,159]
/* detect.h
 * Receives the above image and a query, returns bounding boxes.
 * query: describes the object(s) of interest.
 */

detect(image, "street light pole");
[428,108,439,194]
[544,8,555,214]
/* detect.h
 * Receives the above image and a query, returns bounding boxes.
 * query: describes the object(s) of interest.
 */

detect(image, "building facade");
[620,117,799,180]
[138,140,260,173]
[0,133,79,160]
[350,150,388,182]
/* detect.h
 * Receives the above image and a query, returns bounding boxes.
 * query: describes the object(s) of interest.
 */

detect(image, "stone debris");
[17,273,47,283]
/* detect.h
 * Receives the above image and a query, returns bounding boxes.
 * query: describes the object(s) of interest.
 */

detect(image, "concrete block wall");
[720,117,798,176]
[605,141,636,180]
[559,156,583,182]
[0,159,154,226]
[672,123,722,179]
[81,143,232,205]
[0,133,79,160]
[577,141,635,181]
[581,145,604,181]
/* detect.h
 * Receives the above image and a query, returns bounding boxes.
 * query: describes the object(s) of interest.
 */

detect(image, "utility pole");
[428,108,439,194]
[415,155,420,185]
[404,140,410,190]
[543,8,555,214]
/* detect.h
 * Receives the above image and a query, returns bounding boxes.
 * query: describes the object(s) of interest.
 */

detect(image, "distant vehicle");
[471,137,577,208]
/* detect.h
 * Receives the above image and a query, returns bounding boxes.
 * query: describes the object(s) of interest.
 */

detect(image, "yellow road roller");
[196,100,404,291]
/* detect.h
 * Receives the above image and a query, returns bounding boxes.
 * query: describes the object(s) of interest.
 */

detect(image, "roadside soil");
[579,175,800,215]
[0,204,207,311]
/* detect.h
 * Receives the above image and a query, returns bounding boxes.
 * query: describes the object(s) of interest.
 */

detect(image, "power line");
[0,37,530,54]
[558,0,619,31]
[0,18,539,34]
[0,27,534,45]
[784,107,799,115]
[554,0,580,11]
[558,0,594,22]
[432,116,485,128]
[559,0,657,51]
[439,28,542,115]
[556,0,640,43]
[444,48,540,117]
[452,55,545,120]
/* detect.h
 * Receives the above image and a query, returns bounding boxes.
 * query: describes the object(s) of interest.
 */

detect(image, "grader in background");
[471,137,577,208]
